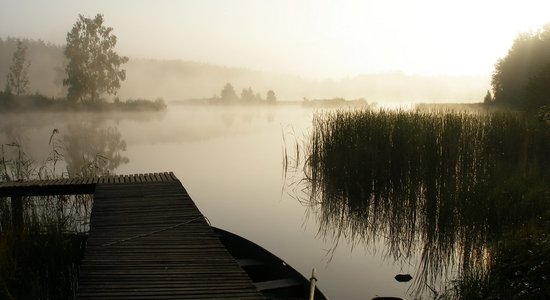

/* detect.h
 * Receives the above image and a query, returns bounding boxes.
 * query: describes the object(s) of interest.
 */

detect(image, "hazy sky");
[1,0,549,79]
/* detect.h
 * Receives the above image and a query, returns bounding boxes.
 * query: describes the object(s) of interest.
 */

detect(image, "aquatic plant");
[0,204,87,299]
[0,131,101,299]
[297,109,550,295]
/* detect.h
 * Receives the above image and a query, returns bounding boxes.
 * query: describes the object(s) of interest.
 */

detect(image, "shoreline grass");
[0,131,112,299]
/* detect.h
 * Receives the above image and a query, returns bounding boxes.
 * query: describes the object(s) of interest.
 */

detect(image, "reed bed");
[0,197,89,299]
[300,109,550,295]
[0,134,95,299]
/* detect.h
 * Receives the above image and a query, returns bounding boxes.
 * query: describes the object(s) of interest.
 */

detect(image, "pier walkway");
[0,173,265,299]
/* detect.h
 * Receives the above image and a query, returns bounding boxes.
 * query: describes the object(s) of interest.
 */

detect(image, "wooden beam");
[0,183,95,197]
[0,172,178,197]
[254,278,301,291]
[11,195,22,229]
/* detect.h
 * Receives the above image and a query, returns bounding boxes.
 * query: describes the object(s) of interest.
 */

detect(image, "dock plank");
[76,176,264,299]
[0,173,264,299]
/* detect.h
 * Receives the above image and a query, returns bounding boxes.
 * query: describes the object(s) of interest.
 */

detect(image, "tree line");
[211,82,277,104]
[3,13,550,112]
[489,23,550,113]
[2,14,278,108]
[1,14,131,107]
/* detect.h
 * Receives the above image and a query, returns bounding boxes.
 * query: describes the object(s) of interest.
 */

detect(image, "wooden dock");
[0,173,265,299]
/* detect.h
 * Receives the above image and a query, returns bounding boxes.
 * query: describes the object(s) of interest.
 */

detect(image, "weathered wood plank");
[76,176,264,299]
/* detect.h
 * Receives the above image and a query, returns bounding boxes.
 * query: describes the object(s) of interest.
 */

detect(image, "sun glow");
[0,0,549,79]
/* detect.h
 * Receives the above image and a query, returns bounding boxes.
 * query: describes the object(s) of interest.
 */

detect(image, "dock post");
[11,195,22,229]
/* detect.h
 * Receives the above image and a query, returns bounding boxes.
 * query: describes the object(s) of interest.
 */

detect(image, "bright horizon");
[1,0,549,79]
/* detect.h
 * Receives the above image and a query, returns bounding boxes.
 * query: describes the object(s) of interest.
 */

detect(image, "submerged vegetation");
[292,109,549,298]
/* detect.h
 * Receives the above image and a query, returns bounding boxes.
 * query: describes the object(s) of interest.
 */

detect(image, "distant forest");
[0,37,489,103]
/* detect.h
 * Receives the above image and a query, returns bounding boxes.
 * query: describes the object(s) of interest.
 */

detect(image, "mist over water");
[0,105,426,299]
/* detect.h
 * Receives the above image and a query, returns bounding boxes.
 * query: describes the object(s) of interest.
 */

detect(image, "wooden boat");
[213,227,328,300]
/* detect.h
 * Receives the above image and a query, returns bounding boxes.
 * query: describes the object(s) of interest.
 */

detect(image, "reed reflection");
[293,110,550,294]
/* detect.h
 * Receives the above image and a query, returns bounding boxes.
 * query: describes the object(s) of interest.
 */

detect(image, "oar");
[309,268,317,300]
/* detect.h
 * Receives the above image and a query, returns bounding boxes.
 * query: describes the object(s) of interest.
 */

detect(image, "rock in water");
[394,274,413,282]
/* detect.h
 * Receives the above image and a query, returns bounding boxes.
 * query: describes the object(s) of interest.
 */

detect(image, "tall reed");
[0,130,100,299]
[299,109,550,294]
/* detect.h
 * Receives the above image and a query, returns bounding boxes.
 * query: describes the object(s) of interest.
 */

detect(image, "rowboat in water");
[213,227,328,300]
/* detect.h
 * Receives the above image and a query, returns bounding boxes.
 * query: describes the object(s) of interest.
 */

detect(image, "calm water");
[0,105,423,299]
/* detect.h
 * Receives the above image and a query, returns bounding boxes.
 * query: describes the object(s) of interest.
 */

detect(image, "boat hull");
[213,227,328,300]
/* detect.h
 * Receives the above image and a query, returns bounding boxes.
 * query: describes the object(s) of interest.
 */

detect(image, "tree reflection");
[63,122,129,177]
[293,110,550,294]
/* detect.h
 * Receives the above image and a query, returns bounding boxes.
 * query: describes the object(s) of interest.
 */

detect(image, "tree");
[491,23,550,110]
[525,65,550,110]
[483,90,492,104]
[240,87,254,102]
[6,40,30,96]
[63,14,129,103]
[220,83,238,102]
[266,89,277,103]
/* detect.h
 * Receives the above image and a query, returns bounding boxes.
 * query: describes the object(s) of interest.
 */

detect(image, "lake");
[0,105,425,300]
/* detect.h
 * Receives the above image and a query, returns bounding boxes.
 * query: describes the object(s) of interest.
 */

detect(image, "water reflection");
[0,107,282,177]
[290,110,550,294]
[63,122,129,177]
[0,113,132,178]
